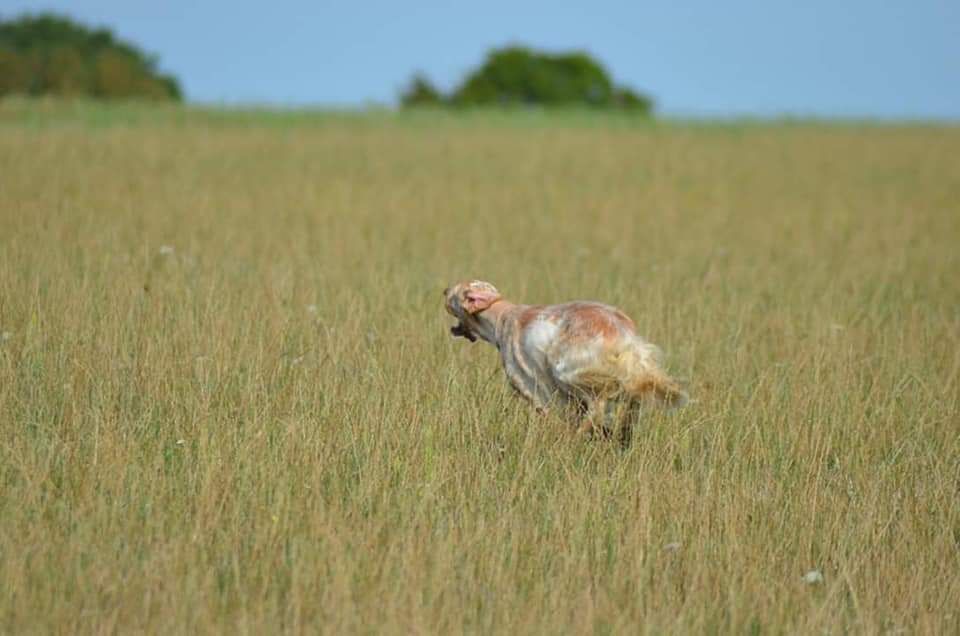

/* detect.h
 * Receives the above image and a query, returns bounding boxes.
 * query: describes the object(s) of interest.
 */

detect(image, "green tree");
[400,72,444,107]
[452,48,614,107]
[0,13,181,100]
[0,49,31,94]
[613,87,653,112]
[402,46,653,114]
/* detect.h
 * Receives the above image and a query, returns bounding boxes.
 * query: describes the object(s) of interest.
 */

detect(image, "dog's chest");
[515,319,564,388]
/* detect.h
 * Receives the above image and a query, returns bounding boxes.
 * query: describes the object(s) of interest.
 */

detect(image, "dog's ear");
[463,288,499,314]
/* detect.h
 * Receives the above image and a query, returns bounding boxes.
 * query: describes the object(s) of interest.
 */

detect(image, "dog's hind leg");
[615,399,642,448]
[578,396,609,437]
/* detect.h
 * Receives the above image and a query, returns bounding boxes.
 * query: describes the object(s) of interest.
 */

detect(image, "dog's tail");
[623,370,689,408]
[614,340,689,409]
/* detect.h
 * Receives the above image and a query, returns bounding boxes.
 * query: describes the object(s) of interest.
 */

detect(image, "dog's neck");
[470,299,515,346]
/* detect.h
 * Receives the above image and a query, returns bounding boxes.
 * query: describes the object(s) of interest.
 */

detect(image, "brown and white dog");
[444,280,687,436]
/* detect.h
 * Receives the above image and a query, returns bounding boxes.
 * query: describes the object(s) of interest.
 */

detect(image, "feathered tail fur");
[613,339,688,408]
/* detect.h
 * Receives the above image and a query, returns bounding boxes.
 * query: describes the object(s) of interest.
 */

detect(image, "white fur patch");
[525,319,559,353]
[552,338,610,386]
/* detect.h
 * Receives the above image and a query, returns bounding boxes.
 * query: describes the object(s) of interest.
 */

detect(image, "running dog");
[444,280,687,437]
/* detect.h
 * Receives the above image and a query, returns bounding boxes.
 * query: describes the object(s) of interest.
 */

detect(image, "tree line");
[1,13,655,113]
[0,13,181,100]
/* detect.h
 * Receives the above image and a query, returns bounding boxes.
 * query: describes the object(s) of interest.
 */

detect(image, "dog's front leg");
[504,369,551,413]
[499,350,544,407]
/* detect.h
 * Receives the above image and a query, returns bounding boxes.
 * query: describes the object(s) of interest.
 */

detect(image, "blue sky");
[6,0,960,118]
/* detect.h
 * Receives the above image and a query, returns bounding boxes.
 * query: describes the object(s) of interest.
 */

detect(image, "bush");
[399,73,444,107]
[0,13,181,100]
[401,46,653,114]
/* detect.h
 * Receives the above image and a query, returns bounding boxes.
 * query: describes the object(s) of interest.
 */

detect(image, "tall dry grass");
[1,102,958,633]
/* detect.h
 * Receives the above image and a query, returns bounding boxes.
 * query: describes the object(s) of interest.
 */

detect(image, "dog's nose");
[442,287,450,296]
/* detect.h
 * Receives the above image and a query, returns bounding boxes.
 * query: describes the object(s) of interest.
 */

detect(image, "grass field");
[1,100,958,634]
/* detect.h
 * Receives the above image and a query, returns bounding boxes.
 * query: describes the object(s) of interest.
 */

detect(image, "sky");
[5,0,960,119]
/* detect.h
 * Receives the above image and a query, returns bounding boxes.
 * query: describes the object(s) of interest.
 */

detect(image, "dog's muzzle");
[450,321,477,342]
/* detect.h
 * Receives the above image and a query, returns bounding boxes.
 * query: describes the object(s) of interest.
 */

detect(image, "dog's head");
[443,280,501,343]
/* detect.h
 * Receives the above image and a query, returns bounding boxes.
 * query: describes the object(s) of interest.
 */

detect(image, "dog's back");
[519,301,687,408]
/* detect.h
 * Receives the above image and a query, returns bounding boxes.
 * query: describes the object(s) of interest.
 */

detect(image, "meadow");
[1,100,958,633]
